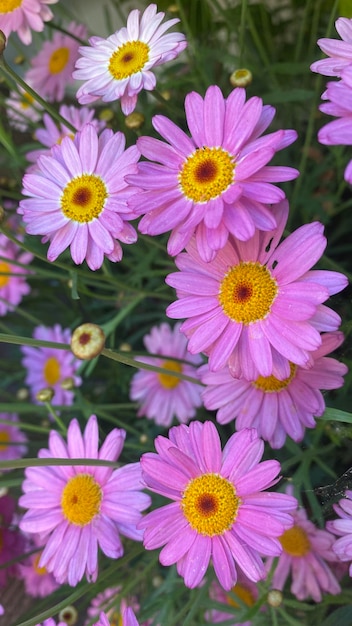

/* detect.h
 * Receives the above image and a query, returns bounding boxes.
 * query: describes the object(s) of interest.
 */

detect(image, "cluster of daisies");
[0,2,352,625]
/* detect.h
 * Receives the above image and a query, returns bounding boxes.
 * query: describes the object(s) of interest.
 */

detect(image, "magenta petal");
[182,534,211,588]
[212,535,237,590]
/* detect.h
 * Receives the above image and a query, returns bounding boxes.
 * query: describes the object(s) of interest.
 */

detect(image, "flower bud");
[267,589,283,607]
[59,605,78,626]
[61,377,75,390]
[125,112,145,130]
[71,323,105,360]
[230,68,253,88]
[0,31,7,55]
[36,388,55,403]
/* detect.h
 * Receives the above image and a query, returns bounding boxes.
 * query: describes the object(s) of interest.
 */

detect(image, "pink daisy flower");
[0,494,25,586]
[0,233,33,316]
[206,572,258,626]
[266,489,341,602]
[139,421,297,590]
[19,415,151,586]
[6,85,42,132]
[21,324,82,406]
[327,490,352,576]
[18,535,59,597]
[25,22,87,102]
[200,331,348,449]
[128,85,298,262]
[0,413,28,468]
[316,67,352,183]
[73,3,187,115]
[26,104,106,167]
[86,588,152,626]
[166,201,347,379]
[0,0,57,46]
[18,123,140,270]
[311,17,352,77]
[130,322,202,427]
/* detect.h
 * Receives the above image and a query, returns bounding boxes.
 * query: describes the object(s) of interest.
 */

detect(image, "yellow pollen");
[43,356,61,386]
[254,362,297,392]
[218,261,278,324]
[181,473,240,536]
[60,174,108,223]
[61,473,102,526]
[0,261,10,288]
[33,552,47,576]
[0,0,23,13]
[280,525,311,557]
[0,430,10,451]
[179,147,235,203]
[227,583,255,609]
[108,40,150,79]
[158,359,182,389]
[49,47,70,74]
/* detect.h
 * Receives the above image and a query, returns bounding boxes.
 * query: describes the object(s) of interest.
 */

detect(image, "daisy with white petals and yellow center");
[74,3,187,114]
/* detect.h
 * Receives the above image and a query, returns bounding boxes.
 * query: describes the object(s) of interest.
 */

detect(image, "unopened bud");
[16,387,29,401]
[0,31,7,55]
[99,108,114,122]
[167,4,179,12]
[267,589,283,607]
[61,377,75,390]
[36,388,55,403]
[119,342,132,352]
[125,112,145,130]
[14,54,25,65]
[230,68,253,88]
[140,433,148,444]
[59,606,78,626]
[71,323,105,360]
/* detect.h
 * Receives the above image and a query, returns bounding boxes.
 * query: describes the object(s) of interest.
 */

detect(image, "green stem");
[0,457,120,470]
[43,402,67,434]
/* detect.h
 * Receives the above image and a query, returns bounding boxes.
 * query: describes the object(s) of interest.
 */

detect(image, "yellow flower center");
[0,0,22,13]
[60,174,108,223]
[218,261,278,324]
[280,524,311,557]
[158,359,182,389]
[43,356,61,386]
[49,47,70,75]
[227,583,255,609]
[181,473,240,536]
[33,552,47,576]
[20,92,34,109]
[0,261,10,288]
[108,40,150,79]
[254,362,297,392]
[61,473,102,526]
[179,147,235,203]
[0,430,10,451]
